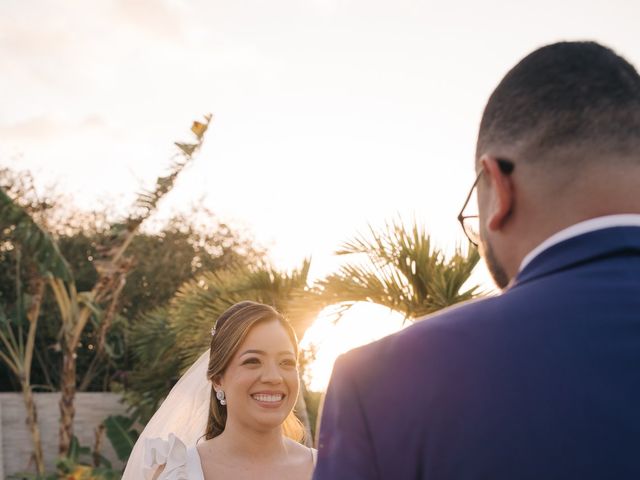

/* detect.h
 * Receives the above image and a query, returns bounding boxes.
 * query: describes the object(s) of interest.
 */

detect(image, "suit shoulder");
[334,296,502,377]
[378,295,502,348]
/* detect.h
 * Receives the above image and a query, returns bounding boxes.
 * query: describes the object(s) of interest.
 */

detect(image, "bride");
[123,301,316,479]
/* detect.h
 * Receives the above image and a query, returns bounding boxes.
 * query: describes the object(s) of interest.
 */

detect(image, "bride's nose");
[261,360,283,383]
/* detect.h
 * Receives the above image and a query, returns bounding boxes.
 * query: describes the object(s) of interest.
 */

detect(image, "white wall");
[0,393,129,478]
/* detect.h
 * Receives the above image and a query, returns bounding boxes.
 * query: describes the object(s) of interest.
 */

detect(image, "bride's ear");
[212,374,223,391]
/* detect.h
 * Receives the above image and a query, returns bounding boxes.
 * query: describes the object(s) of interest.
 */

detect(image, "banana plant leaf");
[104,415,140,462]
[0,188,72,281]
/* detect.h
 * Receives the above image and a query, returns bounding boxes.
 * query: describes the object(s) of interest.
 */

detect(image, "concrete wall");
[0,392,129,478]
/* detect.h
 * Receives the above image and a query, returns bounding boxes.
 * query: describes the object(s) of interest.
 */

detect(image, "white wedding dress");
[143,434,317,480]
[143,434,205,480]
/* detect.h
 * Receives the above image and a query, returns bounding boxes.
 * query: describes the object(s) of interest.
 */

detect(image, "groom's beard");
[482,238,510,290]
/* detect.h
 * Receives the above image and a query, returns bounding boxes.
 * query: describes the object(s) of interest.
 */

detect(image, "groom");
[313,41,640,479]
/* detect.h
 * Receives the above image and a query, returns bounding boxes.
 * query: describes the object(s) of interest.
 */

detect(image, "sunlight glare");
[300,302,408,392]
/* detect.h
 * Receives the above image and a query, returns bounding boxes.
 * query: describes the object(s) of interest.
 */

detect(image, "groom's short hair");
[477,41,640,164]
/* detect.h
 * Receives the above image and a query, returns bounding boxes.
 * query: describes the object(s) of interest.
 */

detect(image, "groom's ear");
[481,155,515,232]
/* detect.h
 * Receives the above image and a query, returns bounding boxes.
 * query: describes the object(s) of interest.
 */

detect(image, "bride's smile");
[251,391,286,408]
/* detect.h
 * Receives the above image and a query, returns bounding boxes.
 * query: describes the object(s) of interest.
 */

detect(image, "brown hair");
[477,41,640,165]
[204,301,305,441]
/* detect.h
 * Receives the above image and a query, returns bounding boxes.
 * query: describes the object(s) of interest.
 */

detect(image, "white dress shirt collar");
[519,214,640,272]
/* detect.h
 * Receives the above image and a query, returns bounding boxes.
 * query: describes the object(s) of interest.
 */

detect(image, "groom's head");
[473,41,640,288]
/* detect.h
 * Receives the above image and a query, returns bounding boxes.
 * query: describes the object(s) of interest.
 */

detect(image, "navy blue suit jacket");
[314,227,640,479]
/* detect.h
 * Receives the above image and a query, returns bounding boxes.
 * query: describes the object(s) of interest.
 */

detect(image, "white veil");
[122,349,211,480]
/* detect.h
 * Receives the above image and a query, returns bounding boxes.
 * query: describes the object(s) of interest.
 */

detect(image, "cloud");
[111,0,184,41]
[0,115,107,141]
[0,23,73,56]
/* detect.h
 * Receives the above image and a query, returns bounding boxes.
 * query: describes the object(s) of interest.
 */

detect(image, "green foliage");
[0,177,72,283]
[170,259,317,369]
[319,218,482,320]
[64,435,93,466]
[0,192,68,280]
[0,187,264,393]
[124,307,180,422]
[104,415,140,462]
[8,435,121,480]
[303,389,323,440]
[55,435,121,480]
[7,472,58,480]
[60,207,263,392]
[117,209,263,321]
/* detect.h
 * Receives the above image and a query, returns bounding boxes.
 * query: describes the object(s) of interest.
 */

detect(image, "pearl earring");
[216,390,227,406]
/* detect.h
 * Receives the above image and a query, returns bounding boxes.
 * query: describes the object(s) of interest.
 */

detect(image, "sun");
[300,302,408,392]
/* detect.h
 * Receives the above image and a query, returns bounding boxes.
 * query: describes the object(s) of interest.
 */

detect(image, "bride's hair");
[204,301,305,441]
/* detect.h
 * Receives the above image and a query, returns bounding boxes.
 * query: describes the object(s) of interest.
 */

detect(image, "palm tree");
[0,188,72,474]
[51,115,213,455]
[318,218,482,320]
[1,115,213,459]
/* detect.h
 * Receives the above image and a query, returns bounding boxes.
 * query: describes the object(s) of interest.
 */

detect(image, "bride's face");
[218,320,299,432]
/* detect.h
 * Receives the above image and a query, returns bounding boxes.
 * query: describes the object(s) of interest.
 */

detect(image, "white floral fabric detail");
[143,433,190,480]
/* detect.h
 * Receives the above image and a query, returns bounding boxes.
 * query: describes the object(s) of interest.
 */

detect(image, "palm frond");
[169,259,319,368]
[322,218,482,320]
[96,114,213,268]
[125,307,181,423]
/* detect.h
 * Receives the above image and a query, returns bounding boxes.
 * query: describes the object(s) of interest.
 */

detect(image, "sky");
[3,0,640,389]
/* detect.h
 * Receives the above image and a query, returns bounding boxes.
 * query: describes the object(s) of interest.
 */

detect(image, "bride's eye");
[280,358,297,368]
[241,357,260,366]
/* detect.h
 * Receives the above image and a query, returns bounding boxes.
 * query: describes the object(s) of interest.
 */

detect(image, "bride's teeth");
[253,394,283,402]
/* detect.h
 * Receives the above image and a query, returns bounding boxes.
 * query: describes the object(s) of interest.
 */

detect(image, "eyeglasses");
[457,158,514,247]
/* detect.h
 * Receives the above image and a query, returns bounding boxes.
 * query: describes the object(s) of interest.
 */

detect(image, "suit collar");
[511,226,640,289]
[519,214,640,272]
